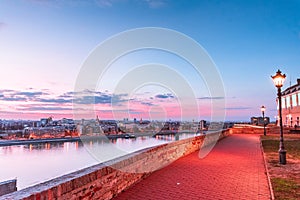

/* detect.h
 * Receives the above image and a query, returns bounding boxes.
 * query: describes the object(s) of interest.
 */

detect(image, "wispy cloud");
[225,107,251,110]
[0,89,15,93]
[0,89,48,102]
[144,0,167,8]
[37,98,72,104]
[140,101,154,106]
[0,88,181,117]
[1,97,27,102]
[19,106,72,111]
[59,92,74,98]
[27,0,167,9]
[0,89,129,105]
[94,0,115,7]
[128,109,143,115]
[94,0,167,8]
[155,93,174,99]
[73,91,128,105]
[198,96,224,100]
[15,91,47,97]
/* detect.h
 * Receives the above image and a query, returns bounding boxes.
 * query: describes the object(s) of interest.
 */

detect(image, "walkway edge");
[260,137,275,200]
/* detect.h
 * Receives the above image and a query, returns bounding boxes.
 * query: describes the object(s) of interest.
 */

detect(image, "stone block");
[0,179,17,196]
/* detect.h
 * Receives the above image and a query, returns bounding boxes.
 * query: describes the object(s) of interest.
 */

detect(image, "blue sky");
[0,0,299,121]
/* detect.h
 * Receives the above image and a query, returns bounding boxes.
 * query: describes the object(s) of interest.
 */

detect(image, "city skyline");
[0,0,300,121]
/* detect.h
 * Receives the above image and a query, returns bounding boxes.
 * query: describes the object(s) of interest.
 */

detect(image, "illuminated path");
[114,134,271,200]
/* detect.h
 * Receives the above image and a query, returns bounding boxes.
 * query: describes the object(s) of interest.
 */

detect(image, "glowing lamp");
[271,70,286,88]
[260,105,266,113]
[271,69,286,164]
[260,105,266,136]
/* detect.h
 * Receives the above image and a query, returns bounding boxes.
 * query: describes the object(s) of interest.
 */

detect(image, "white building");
[279,78,300,127]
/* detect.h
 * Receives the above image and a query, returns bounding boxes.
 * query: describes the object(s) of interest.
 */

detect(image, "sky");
[0,0,300,121]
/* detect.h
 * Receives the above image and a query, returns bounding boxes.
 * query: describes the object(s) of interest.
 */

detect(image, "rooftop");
[282,78,300,96]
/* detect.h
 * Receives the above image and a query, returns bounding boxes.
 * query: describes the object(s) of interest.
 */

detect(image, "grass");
[261,136,300,159]
[261,135,300,199]
[271,178,300,200]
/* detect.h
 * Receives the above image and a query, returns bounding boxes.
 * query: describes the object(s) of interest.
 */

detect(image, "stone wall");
[230,124,292,135]
[0,179,17,196]
[1,130,230,200]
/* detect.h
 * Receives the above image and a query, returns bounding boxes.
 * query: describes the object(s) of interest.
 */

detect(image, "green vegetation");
[261,135,300,199]
[261,137,300,159]
[271,178,300,200]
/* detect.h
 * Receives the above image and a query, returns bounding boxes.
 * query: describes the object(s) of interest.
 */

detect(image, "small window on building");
[286,96,291,108]
[292,94,297,107]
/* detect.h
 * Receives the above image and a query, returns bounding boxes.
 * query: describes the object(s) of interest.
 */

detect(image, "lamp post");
[271,69,286,165]
[261,105,266,136]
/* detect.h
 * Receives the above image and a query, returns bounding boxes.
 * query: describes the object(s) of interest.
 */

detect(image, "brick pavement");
[113,134,271,200]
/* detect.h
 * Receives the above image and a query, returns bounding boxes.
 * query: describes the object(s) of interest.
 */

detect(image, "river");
[0,133,199,190]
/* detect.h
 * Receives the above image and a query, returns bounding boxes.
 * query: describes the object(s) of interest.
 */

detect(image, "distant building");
[278,78,300,127]
[40,118,50,127]
[251,117,270,125]
[198,120,207,130]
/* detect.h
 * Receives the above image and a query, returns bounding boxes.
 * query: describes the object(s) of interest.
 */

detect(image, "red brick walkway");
[114,134,271,200]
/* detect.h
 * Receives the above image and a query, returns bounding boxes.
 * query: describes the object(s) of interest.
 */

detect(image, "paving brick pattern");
[114,134,271,200]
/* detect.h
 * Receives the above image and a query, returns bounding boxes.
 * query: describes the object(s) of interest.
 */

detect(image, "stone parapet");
[230,125,292,135]
[0,179,17,196]
[1,130,229,200]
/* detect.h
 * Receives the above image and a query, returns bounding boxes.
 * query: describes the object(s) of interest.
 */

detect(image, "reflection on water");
[0,133,199,190]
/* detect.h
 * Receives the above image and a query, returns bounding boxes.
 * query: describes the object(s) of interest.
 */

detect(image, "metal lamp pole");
[261,105,266,136]
[271,69,286,165]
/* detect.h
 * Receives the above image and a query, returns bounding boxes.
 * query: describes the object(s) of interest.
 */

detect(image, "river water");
[0,133,199,190]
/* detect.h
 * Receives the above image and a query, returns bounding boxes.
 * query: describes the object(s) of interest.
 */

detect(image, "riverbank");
[0,130,202,147]
[0,137,81,147]
[0,134,135,147]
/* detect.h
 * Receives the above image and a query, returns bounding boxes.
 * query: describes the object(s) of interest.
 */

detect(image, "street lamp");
[261,105,266,136]
[271,69,286,165]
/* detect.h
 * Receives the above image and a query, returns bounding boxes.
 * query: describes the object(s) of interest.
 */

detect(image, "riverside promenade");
[114,134,271,200]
